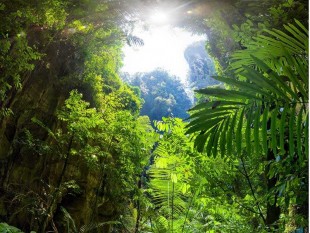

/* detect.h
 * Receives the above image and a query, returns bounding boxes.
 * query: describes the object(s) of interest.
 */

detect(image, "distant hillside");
[121,41,219,121]
[124,70,192,122]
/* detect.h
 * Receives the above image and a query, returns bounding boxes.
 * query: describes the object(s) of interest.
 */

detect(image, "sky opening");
[121,24,206,83]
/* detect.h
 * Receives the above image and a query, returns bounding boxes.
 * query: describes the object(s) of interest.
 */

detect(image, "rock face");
[0,33,115,232]
[184,41,219,90]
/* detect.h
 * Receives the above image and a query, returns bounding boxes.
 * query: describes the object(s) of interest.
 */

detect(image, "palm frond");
[231,19,308,77]
[186,20,308,158]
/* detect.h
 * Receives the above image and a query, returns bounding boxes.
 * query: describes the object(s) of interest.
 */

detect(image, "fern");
[146,118,196,233]
[0,223,24,233]
[148,151,188,232]
[80,221,120,232]
[60,206,121,233]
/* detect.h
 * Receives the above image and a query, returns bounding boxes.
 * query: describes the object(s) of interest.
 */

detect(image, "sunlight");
[149,10,169,25]
[121,25,206,83]
[122,4,206,84]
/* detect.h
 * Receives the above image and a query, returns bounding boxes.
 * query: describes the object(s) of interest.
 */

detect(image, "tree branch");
[240,156,267,225]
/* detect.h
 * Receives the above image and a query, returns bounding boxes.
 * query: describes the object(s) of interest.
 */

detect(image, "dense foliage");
[0,0,157,232]
[186,20,308,231]
[0,0,308,232]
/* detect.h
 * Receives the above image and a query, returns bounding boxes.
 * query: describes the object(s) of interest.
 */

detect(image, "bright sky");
[121,25,206,83]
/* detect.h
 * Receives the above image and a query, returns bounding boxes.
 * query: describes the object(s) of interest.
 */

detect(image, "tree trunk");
[134,178,142,233]
[265,150,281,229]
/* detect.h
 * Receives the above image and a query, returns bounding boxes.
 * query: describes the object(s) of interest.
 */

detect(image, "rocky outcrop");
[0,32,117,232]
[184,41,219,90]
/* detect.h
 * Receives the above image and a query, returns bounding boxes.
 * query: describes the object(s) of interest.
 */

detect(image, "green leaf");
[212,76,271,97]
[245,107,253,156]
[227,110,238,157]
[181,183,190,194]
[250,56,299,100]
[189,106,239,120]
[289,106,296,158]
[242,66,290,101]
[156,157,168,169]
[294,19,309,36]
[206,126,218,157]
[295,57,308,84]
[279,105,288,155]
[195,88,262,100]
[194,133,209,152]
[188,101,216,112]
[296,108,303,159]
[220,116,230,156]
[253,105,261,155]
[189,111,231,124]
[304,113,309,158]
[271,108,278,156]
[265,29,304,51]
[212,121,225,157]
[171,173,178,183]
[281,49,308,98]
[261,106,269,156]
[283,24,307,45]
[185,117,226,135]
[189,100,246,112]
[236,108,245,155]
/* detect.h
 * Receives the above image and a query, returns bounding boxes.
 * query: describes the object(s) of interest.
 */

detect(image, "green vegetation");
[127,70,192,122]
[0,0,308,232]
[186,20,308,232]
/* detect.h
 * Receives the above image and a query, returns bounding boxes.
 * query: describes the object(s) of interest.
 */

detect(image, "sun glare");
[122,5,206,84]
[150,10,169,24]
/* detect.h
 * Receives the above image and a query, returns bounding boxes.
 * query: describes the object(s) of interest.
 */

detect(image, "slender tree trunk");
[134,177,142,233]
[57,133,74,188]
[134,197,141,233]
[240,157,266,224]
[91,169,107,222]
[171,180,175,233]
[265,150,280,229]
